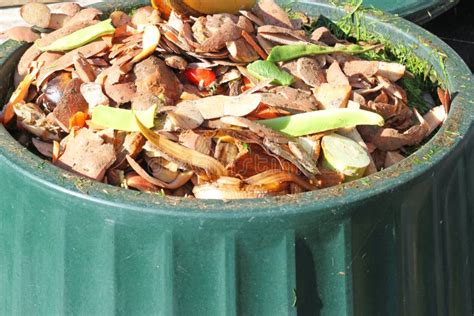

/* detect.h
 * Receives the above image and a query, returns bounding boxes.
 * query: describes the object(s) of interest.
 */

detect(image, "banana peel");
[151,0,256,16]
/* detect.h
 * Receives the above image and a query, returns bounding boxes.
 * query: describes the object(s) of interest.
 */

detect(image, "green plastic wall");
[350,0,458,24]
[364,0,457,18]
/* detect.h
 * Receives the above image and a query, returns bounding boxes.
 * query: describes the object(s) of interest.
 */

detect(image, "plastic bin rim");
[350,0,459,24]
[0,0,472,217]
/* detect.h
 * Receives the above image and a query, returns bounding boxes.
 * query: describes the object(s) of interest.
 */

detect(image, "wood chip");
[17,46,44,83]
[104,76,137,104]
[258,25,308,42]
[169,102,204,130]
[296,57,326,87]
[73,52,96,83]
[37,40,108,86]
[48,13,70,30]
[53,78,88,131]
[51,2,81,16]
[227,38,259,63]
[343,60,379,78]
[239,10,264,26]
[252,0,294,29]
[326,61,350,86]
[241,30,268,59]
[64,7,102,27]
[197,22,242,53]
[376,62,405,82]
[2,26,40,43]
[80,82,109,109]
[56,128,116,181]
[313,83,352,109]
[311,27,340,45]
[20,3,51,28]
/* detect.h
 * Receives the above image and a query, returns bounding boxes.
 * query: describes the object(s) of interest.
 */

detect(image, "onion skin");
[125,172,160,192]
[314,169,344,188]
[134,114,227,179]
[193,181,288,199]
[126,155,193,189]
[193,169,316,199]
[245,169,317,191]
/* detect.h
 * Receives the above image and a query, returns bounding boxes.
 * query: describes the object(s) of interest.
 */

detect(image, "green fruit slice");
[321,133,370,180]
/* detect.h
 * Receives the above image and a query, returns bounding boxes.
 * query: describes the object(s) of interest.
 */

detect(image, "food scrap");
[1,0,448,199]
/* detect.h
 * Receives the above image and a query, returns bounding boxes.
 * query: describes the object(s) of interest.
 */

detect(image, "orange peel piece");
[68,111,88,130]
[152,0,255,15]
[52,140,61,163]
[1,66,41,125]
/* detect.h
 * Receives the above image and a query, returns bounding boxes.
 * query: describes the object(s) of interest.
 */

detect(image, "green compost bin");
[361,0,459,24]
[0,0,473,315]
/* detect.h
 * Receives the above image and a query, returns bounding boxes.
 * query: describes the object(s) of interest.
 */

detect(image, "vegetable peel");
[131,24,161,64]
[36,19,115,52]
[258,108,384,137]
[247,60,294,86]
[126,155,193,189]
[1,66,40,125]
[267,43,380,63]
[91,104,157,132]
[134,114,227,179]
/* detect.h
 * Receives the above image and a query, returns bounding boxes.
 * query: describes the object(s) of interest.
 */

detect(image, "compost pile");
[0,0,449,199]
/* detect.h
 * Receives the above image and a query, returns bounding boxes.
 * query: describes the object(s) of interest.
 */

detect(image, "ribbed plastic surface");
[1,152,472,315]
[0,1,473,315]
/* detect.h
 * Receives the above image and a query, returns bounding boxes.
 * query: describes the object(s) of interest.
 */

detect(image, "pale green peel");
[321,133,370,180]
[258,108,384,137]
[36,19,115,52]
[247,60,294,86]
[266,43,379,62]
[91,104,157,132]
